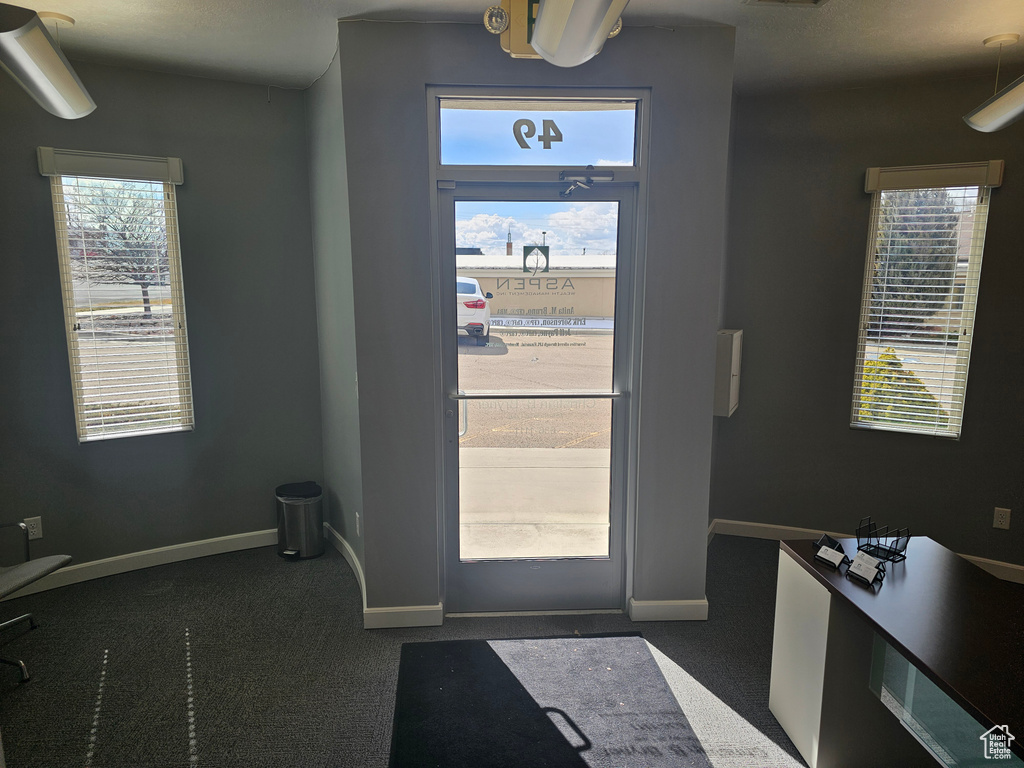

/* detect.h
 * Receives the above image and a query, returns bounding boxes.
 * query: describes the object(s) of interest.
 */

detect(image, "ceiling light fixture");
[484,0,628,67]
[964,33,1023,133]
[531,0,630,67]
[0,2,95,119]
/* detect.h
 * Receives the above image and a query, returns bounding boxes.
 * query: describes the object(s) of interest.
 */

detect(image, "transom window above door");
[439,97,638,167]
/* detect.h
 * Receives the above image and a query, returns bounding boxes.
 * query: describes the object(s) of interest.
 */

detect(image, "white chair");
[0,522,71,681]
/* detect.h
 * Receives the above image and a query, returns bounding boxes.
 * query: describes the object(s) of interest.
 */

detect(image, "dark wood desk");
[770,537,1024,767]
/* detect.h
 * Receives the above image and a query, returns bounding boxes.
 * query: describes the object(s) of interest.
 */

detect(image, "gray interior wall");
[334,21,735,609]
[0,62,323,563]
[306,51,365,566]
[715,74,1024,564]
[630,31,735,602]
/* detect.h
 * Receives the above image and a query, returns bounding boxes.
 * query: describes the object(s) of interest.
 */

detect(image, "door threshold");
[445,609,624,618]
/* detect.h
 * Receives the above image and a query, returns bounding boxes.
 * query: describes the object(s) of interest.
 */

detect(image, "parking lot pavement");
[456,329,613,449]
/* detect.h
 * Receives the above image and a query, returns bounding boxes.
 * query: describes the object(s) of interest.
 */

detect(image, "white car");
[457,277,492,345]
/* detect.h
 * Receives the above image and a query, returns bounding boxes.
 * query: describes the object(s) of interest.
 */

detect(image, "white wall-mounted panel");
[714,329,742,417]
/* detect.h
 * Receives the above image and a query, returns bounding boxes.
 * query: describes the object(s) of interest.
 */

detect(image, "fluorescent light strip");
[964,72,1024,133]
[0,3,95,119]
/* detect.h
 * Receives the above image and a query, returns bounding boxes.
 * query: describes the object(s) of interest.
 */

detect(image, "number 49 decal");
[513,118,563,150]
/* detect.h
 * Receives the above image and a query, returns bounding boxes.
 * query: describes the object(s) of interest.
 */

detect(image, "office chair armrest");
[0,522,30,563]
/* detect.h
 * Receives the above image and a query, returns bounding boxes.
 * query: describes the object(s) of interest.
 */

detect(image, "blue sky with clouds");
[441,107,635,167]
[456,201,618,267]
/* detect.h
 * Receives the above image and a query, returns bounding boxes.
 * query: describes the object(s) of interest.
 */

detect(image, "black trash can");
[276,481,324,559]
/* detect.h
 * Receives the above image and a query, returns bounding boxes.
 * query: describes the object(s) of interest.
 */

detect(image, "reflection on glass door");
[444,193,632,612]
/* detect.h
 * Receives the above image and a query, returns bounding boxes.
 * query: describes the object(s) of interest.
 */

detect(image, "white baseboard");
[13,517,1018,617]
[324,524,444,628]
[708,518,1024,585]
[628,597,708,622]
[708,519,850,545]
[4,529,278,600]
[9,522,443,628]
[363,603,444,629]
[324,523,367,612]
[961,554,1024,584]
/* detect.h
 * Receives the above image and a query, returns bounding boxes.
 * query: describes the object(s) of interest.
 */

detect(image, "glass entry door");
[440,185,636,613]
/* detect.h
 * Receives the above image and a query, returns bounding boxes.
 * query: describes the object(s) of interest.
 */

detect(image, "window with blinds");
[40,148,193,442]
[852,161,1002,438]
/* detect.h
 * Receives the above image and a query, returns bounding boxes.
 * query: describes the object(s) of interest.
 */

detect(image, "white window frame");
[851,160,1002,439]
[39,147,194,442]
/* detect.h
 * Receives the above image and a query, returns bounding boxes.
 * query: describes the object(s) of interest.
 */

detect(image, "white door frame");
[425,85,651,615]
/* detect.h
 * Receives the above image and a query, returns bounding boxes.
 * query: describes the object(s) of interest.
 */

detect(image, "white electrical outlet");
[24,516,42,540]
[994,507,1011,530]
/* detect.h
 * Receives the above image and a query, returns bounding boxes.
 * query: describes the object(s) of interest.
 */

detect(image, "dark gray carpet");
[390,635,711,767]
[0,535,805,767]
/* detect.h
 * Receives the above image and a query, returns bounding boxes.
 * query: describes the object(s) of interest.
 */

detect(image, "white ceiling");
[20,0,1024,92]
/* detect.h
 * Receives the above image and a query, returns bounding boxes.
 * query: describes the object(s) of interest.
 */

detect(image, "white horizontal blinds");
[852,184,991,438]
[51,174,193,441]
